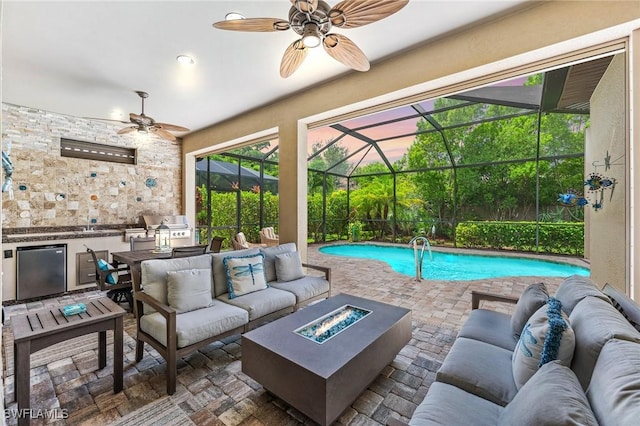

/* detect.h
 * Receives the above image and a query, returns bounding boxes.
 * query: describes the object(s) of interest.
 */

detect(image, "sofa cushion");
[457,309,517,351]
[569,296,640,389]
[587,338,640,425]
[211,248,260,297]
[409,381,501,426]
[554,275,609,315]
[436,337,517,406]
[275,251,305,282]
[217,287,295,321]
[499,361,597,426]
[140,254,213,314]
[269,275,330,304]
[260,243,297,282]
[512,298,575,390]
[223,253,268,298]
[139,302,248,348]
[166,268,213,313]
[511,282,548,337]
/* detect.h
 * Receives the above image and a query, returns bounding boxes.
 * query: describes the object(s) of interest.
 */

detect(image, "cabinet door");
[76,250,108,285]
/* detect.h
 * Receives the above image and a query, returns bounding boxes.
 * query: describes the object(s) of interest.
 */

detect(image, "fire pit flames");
[294,305,371,344]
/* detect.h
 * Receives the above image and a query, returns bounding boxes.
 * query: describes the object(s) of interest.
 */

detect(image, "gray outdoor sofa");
[132,242,331,394]
[389,275,640,425]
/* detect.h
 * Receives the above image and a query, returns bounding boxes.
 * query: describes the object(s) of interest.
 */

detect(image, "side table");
[11,297,125,425]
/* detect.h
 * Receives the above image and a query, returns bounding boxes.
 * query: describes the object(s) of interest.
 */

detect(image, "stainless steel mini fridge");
[16,244,67,300]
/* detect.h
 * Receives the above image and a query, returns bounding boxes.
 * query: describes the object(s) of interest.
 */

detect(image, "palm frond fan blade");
[151,128,177,141]
[289,0,319,13]
[280,40,308,78]
[213,18,290,32]
[117,126,138,135]
[322,34,370,71]
[329,0,409,28]
[156,122,190,132]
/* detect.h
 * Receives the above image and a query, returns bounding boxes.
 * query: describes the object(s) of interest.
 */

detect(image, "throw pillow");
[97,258,118,285]
[223,253,268,298]
[166,268,214,313]
[499,361,598,426]
[512,297,575,390]
[511,282,549,338]
[275,251,305,282]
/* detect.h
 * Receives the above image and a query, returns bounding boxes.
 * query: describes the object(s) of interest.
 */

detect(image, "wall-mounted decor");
[61,138,137,165]
[2,147,13,199]
[145,178,157,188]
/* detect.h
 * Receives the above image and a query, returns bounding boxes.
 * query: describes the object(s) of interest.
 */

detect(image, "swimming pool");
[319,244,590,280]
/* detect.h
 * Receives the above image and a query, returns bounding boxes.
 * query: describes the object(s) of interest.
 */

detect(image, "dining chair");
[209,236,226,253]
[130,236,156,251]
[171,245,207,258]
[86,246,133,310]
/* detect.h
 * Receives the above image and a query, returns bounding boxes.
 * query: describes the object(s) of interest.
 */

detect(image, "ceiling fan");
[212,0,409,78]
[116,91,189,141]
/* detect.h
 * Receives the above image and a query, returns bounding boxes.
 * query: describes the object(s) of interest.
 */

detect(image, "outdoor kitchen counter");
[2,227,127,243]
[1,229,133,302]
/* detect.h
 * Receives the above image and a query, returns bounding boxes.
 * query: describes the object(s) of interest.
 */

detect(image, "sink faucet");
[85,215,94,231]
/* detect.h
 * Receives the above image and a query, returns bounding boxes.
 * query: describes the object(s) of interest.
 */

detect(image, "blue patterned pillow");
[512,297,575,389]
[97,258,118,285]
[223,253,268,298]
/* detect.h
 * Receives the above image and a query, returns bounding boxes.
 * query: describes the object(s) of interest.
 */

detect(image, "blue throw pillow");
[97,258,118,285]
[512,297,575,389]
[223,253,268,298]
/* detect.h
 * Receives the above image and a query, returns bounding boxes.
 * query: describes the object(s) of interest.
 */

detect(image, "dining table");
[111,249,173,284]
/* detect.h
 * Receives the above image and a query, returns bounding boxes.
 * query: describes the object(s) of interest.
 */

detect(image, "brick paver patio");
[1,244,584,425]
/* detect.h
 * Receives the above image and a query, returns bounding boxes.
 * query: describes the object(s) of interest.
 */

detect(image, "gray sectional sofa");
[131,243,331,395]
[390,275,640,425]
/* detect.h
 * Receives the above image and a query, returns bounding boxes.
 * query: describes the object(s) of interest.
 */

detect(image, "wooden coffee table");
[242,294,411,426]
[11,297,125,425]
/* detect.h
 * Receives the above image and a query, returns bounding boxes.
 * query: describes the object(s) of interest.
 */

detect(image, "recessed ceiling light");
[176,55,196,66]
[225,12,245,20]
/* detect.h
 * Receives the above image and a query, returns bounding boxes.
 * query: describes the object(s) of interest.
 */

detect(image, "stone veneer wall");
[1,103,182,228]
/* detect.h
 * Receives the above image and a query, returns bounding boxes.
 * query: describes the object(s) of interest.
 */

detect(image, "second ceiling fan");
[117,91,189,141]
[213,0,409,78]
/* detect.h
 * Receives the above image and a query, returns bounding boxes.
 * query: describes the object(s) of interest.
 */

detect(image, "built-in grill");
[140,215,193,247]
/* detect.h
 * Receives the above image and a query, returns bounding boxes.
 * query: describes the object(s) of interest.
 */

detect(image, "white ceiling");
[2,0,528,135]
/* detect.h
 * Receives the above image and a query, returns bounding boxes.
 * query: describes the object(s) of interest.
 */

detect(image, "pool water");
[319,244,590,280]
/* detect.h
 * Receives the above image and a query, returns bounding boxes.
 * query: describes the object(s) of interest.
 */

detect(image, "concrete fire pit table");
[242,293,412,426]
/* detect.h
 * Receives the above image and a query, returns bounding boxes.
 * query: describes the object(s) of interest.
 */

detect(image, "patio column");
[278,120,308,260]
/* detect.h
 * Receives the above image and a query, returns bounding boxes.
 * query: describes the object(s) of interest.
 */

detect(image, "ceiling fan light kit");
[212,0,409,78]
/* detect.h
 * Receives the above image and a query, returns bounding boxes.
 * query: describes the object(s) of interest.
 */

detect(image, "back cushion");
[569,296,640,389]
[554,275,610,315]
[587,338,640,425]
[260,243,297,282]
[499,361,597,426]
[140,254,213,314]
[211,248,260,297]
[511,282,549,337]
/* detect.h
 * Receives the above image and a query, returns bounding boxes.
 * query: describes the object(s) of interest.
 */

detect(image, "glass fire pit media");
[294,305,372,344]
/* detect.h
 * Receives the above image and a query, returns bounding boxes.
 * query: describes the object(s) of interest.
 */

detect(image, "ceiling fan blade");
[280,39,308,78]
[322,33,370,72]
[213,18,290,32]
[155,122,190,132]
[289,0,318,13]
[83,116,130,124]
[117,126,138,135]
[151,128,177,141]
[329,0,409,28]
